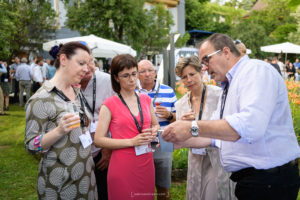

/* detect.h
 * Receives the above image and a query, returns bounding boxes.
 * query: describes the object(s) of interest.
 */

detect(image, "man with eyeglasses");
[162,33,300,199]
[137,59,177,200]
[80,55,115,200]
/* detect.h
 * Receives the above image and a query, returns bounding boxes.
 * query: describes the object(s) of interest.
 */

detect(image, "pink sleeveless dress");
[103,94,155,200]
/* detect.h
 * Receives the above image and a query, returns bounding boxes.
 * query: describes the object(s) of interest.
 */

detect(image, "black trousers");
[13,79,19,103]
[93,151,108,200]
[230,160,299,200]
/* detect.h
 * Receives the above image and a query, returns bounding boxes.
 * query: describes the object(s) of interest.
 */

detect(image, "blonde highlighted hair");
[175,55,202,77]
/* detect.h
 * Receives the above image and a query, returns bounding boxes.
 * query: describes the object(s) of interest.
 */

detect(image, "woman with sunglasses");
[174,55,236,200]
[24,42,98,199]
[94,54,159,200]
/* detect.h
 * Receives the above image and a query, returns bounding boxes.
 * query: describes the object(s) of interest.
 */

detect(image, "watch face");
[191,127,198,137]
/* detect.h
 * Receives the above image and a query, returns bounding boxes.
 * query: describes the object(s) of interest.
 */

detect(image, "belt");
[231,159,298,182]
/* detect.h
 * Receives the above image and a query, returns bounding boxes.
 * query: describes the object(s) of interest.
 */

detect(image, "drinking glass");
[65,102,80,129]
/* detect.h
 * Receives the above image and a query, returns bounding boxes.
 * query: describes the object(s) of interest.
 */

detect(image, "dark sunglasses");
[201,50,221,66]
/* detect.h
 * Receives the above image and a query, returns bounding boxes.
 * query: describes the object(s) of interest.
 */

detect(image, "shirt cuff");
[210,139,216,147]
[225,115,253,144]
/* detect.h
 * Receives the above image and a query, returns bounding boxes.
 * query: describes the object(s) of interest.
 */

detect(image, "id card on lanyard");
[53,87,91,148]
[118,93,149,156]
[81,75,97,133]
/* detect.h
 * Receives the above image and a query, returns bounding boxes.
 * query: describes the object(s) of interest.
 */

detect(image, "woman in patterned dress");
[24,42,98,199]
[174,56,236,200]
[94,54,159,200]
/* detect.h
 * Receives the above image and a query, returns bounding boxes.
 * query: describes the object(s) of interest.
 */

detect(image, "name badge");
[135,144,149,156]
[4,78,8,82]
[192,148,206,155]
[90,121,97,133]
[79,131,93,148]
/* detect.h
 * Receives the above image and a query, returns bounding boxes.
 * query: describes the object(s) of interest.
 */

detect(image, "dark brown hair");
[49,42,91,69]
[203,33,241,57]
[110,54,137,93]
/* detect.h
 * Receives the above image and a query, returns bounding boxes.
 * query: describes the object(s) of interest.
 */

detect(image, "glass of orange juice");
[65,102,80,129]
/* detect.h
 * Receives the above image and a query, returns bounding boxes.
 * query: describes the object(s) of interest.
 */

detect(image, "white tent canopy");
[260,42,300,54]
[43,34,136,58]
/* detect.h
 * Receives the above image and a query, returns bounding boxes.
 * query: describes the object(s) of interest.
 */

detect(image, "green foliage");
[224,0,257,10]
[228,0,297,58]
[66,0,173,57]
[0,105,39,199]
[0,1,56,60]
[185,0,245,34]
[271,24,297,43]
[172,148,189,169]
[175,33,191,48]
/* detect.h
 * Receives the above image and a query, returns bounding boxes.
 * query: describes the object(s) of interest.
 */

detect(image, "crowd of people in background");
[0,54,111,115]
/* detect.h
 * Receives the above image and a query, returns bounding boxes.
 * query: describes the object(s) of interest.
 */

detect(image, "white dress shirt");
[211,56,300,172]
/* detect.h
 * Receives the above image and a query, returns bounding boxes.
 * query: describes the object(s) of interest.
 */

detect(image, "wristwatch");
[190,120,199,137]
[167,112,173,120]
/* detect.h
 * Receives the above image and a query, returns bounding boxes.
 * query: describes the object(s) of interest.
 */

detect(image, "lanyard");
[220,83,229,119]
[118,92,143,133]
[190,83,207,121]
[52,86,86,124]
[81,75,96,119]
[152,82,160,106]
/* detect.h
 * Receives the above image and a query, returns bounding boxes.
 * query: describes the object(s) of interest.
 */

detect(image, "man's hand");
[155,106,171,119]
[162,120,192,143]
[96,148,112,171]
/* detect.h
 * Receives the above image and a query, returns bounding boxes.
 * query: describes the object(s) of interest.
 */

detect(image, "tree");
[185,0,245,34]
[66,0,173,57]
[229,0,297,57]
[0,1,56,60]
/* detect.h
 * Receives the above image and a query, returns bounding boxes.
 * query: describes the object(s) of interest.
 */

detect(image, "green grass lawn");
[0,105,298,200]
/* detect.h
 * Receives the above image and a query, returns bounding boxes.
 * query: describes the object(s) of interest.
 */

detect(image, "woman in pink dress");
[94,54,159,200]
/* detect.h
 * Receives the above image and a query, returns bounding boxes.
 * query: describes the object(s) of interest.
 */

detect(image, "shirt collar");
[221,55,249,89]
[43,80,81,94]
[137,79,159,92]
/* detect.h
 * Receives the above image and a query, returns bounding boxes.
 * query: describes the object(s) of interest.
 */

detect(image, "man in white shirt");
[162,33,300,200]
[32,57,44,93]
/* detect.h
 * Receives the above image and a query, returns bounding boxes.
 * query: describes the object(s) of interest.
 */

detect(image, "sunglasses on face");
[201,49,221,66]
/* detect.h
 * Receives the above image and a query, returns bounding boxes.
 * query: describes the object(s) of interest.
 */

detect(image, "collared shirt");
[81,71,115,156]
[47,65,56,79]
[0,64,7,74]
[32,64,43,83]
[211,55,300,172]
[15,63,32,81]
[10,63,19,78]
[136,80,177,159]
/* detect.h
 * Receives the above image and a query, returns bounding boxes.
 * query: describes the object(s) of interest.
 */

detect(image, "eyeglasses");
[118,72,138,79]
[138,69,155,74]
[201,50,221,66]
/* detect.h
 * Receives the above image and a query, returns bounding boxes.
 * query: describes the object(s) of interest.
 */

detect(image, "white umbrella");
[260,42,300,62]
[43,34,137,58]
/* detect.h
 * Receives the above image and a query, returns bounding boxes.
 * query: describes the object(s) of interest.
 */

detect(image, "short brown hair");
[49,42,91,69]
[175,55,202,77]
[203,33,241,57]
[110,54,137,93]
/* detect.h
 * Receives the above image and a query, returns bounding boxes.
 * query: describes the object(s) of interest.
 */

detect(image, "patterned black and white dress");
[24,81,97,200]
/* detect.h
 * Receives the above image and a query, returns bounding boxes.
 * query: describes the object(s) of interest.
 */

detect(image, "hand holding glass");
[65,102,80,129]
